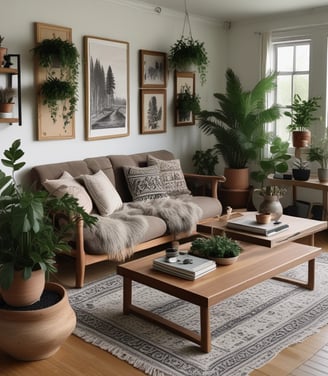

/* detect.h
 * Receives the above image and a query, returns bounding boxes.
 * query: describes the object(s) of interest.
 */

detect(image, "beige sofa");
[30,149,225,287]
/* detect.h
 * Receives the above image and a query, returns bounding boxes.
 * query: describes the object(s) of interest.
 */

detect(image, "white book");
[153,254,216,280]
[226,215,289,236]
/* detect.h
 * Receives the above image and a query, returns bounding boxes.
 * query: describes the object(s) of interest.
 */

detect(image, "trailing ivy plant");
[32,37,79,129]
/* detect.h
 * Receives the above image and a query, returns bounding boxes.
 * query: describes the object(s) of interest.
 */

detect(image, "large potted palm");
[198,68,281,207]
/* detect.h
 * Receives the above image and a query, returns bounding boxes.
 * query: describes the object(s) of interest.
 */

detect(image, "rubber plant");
[32,37,79,128]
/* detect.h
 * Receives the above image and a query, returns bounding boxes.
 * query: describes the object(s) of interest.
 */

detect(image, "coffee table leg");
[122,277,132,314]
[200,306,211,352]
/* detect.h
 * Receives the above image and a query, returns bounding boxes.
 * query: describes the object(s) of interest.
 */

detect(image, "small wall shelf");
[0,54,22,125]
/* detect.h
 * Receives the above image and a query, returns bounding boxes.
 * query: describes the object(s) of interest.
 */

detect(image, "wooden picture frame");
[140,89,166,134]
[34,22,75,140]
[139,50,167,88]
[175,71,196,126]
[84,36,129,140]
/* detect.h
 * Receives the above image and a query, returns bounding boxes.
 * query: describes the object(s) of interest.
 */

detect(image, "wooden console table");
[267,174,328,220]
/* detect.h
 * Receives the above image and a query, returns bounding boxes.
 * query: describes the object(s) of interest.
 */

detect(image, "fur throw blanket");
[83,197,202,260]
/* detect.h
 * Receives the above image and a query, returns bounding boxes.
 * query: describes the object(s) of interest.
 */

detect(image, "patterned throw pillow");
[43,171,93,213]
[123,165,169,201]
[147,155,191,197]
[80,170,123,216]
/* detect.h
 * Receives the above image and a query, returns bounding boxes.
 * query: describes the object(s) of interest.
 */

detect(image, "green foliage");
[284,94,321,131]
[0,87,16,103]
[198,68,281,169]
[308,138,328,169]
[168,37,209,85]
[0,139,97,290]
[32,37,79,129]
[192,148,218,175]
[190,234,241,258]
[293,158,309,170]
[176,84,201,118]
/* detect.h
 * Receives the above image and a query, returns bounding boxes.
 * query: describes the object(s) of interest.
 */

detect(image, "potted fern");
[0,139,96,307]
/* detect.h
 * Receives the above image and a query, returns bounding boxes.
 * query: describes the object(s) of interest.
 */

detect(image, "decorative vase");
[0,282,76,361]
[259,195,283,221]
[0,268,45,307]
[318,168,328,183]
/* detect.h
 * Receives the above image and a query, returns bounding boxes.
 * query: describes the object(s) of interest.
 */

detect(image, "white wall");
[0,0,226,177]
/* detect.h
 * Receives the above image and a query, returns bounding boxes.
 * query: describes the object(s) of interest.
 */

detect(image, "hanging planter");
[168,0,209,85]
[32,37,79,128]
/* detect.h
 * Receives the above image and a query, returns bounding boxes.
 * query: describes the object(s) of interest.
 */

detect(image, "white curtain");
[260,31,272,78]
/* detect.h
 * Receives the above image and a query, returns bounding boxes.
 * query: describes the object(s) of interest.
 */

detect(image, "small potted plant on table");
[190,234,242,265]
[308,137,328,182]
[292,157,310,181]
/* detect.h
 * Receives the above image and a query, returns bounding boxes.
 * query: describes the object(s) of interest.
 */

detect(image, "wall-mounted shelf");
[0,54,22,125]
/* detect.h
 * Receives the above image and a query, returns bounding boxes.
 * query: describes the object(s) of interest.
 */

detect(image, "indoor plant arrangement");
[198,68,281,193]
[168,36,209,85]
[308,137,328,182]
[32,37,79,128]
[0,139,96,306]
[190,234,242,265]
[0,87,16,116]
[292,157,310,181]
[176,84,201,120]
[284,94,321,147]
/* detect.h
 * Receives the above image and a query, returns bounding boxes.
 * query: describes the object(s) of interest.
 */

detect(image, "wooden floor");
[1,231,328,375]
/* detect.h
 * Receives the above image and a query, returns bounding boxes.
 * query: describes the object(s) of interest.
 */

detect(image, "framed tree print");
[140,89,166,134]
[139,50,167,88]
[84,36,129,140]
[175,71,197,126]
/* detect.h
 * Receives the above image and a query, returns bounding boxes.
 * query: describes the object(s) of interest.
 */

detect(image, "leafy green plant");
[192,148,218,175]
[168,37,209,85]
[0,87,16,103]
[308,138,328,169]
[293,158,309,170]
[251,136,290,196]
[176,84,201,119]
[198,68,281,169]
[32,37,79,128]
[190,235,241,258]
[0,139,97,290]
[284,94,321,131]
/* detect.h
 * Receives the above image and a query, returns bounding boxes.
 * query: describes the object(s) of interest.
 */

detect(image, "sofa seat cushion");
[189,196,223,219]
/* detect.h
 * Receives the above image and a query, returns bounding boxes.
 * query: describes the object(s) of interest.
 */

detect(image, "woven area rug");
[68,253,328,376]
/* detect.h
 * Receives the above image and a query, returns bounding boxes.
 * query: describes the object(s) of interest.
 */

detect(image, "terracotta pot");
[223,167,249,190]
[259,195,283,221]
[0,268,45,307]
[292,130,311,148]
[256,213,272,224]
[219,187,251,209]
[0,282,76,361]
[0,102,14,118]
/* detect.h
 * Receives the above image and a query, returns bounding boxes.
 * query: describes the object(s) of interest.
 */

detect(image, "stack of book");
[153,253,216,280]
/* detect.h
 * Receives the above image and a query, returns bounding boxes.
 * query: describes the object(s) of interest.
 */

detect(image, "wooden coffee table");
[197,212,327,247]
[117,240,321,352]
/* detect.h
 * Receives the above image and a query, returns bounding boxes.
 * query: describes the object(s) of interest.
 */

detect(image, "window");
[273,40,311,142]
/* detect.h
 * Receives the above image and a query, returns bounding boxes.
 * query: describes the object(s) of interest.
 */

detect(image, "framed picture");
[175,71,196,126]
[139,50,167,88]
[84,36,129,140]
[140,89,166,134]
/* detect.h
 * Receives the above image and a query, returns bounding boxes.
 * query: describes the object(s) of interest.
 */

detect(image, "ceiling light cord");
[182,0,193,40]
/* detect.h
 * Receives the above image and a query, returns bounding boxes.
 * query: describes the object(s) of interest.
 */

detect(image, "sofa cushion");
[124,165,169,201]
[42,171,93,213]
[80,170,123,216]
[189,196,222,219]
[147,155,191,197]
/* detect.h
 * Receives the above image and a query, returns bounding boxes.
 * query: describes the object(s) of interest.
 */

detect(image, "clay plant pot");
[318,168,328,183]
[292,130,311,148]
[223,167,249,190]
[256,213,272,224]
[0,268,45,307]
[0,102,14,118]
[0,282,76,361]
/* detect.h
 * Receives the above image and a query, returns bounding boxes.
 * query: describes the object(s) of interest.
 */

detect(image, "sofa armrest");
[184,173,226,199]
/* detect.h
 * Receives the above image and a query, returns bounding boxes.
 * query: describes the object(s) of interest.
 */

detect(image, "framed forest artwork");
[139,50,167,88]
[140,89,166,134]
[84,36,129,140]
